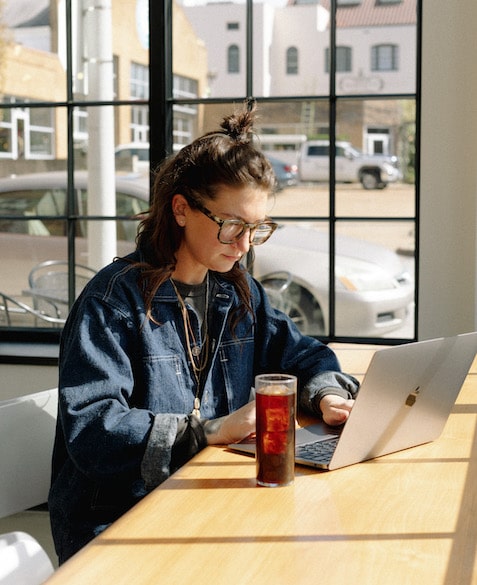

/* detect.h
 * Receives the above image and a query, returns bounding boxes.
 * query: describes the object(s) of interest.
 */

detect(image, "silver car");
[0,171,413,336]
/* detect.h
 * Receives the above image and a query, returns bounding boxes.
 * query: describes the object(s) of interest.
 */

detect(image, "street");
[269,181,415,256]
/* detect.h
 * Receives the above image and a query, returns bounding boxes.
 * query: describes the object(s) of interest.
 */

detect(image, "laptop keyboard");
[296,437,339,464]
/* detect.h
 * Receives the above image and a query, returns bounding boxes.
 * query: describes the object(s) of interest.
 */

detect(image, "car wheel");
[259,272,325,335]
[360,171,380,190]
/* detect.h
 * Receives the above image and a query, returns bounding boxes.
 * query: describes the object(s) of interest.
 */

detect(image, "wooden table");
[44,346,477,585]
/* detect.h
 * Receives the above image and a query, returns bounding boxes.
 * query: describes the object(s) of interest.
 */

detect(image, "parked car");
[0,171,412,336]
[0,171,149,295]
[115,143,150,172]
[115,144,298,191]
[253,225,412,336]
[267,156,298,190]
[298,140,402,189]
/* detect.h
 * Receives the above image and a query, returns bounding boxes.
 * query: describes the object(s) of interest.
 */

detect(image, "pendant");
[192,397,201,419]
[191,346,201,357]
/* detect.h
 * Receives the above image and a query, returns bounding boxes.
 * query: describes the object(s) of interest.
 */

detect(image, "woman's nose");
[234,230,251,254]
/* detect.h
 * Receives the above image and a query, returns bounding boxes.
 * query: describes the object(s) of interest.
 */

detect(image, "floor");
[0,505,58,569]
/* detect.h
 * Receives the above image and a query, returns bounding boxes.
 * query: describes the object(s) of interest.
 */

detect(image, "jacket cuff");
[300,371,360,416]
[141,413,208,491]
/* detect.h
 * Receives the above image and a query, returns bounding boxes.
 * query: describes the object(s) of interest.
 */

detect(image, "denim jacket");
[48,251,359,563]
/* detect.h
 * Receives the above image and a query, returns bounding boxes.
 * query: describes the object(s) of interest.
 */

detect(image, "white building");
[182,0,417,99]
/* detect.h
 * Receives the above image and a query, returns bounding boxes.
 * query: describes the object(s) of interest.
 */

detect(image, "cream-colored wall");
[419,0,477,339]
[0,365,58,401]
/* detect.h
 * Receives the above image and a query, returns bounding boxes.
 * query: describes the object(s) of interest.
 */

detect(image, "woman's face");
[172,185,270,283]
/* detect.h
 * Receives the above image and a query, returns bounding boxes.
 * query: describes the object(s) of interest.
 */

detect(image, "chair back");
[0,388,58,518]
[0,531,54,584]
[28,260,96,319]
[0,292,65,328]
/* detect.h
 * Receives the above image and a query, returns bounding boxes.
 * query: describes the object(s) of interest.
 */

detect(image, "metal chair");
[0,292,65,328]
[27,260,97,320]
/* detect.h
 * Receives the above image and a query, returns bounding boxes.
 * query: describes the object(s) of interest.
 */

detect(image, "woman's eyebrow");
[215,209,271,223]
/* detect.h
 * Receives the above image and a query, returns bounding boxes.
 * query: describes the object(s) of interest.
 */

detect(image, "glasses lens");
[251,223,275,245]
[219,220,245,243]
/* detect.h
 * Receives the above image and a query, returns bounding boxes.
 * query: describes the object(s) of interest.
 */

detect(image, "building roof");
[2,0,49,28]
[289,0,417,27]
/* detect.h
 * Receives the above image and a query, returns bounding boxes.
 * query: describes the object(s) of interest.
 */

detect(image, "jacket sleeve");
[250,275,360,408]
[299,371,360,416]
[57,292,200,488]
[141,414,207,490]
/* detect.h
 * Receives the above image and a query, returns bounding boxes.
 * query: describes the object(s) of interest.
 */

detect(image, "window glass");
[174,0,246,98]
[335,98,415,217]
[227,45,240,74]
[286,47,299,75]
[325,47,352,73]
[253,220,330,337]
[335,220,414,338]
[0,0,418,343]
[372,44,399,71]
[336,0,415,95]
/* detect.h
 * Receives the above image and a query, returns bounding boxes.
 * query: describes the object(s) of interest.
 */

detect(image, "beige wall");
[419,0,477,339]
[0,364,58,401]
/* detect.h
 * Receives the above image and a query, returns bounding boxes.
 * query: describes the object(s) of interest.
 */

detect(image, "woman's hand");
[319,395,355,426]
[203,400,256,445]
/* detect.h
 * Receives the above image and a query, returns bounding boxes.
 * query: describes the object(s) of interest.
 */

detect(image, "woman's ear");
[172,194,188,227]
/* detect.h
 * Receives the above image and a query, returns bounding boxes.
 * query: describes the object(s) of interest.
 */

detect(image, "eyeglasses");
[187,198,278,246]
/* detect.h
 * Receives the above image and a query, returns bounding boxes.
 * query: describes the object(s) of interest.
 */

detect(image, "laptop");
[228,332,477,470]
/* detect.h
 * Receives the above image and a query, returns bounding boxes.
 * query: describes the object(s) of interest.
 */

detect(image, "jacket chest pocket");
[142,353,192,412]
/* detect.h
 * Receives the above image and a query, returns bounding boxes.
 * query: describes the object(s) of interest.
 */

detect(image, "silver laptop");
[228,332,477,471]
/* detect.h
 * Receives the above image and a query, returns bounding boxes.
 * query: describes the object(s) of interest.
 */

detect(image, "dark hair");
[134,100,276,326]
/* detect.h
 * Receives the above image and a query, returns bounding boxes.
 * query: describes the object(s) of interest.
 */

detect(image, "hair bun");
[219,99,257,143]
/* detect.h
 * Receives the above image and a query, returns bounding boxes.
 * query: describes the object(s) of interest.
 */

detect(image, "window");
[0,0,419,346]
[286,47,299,75]
[325,46,353,73]
[0,99,54,160]
[130,63,149,100]
[371,44,399,71]
[130,62,149,143]
[227,44,240,74]
[172,75,198,149]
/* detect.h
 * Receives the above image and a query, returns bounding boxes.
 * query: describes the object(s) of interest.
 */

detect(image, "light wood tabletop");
[44,346,477,585]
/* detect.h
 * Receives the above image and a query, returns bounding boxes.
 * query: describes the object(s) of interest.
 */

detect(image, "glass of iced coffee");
[255,373,297,487]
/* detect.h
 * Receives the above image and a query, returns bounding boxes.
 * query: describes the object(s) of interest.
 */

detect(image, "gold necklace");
[170,275,210,418]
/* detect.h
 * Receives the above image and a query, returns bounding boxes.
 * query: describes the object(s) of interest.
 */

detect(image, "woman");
[49,102,359,564]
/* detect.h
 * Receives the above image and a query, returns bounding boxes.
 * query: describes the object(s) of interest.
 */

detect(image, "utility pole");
[83,0,117,270]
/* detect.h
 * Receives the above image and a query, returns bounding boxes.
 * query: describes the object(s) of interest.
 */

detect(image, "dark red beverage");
[256,383,296,487]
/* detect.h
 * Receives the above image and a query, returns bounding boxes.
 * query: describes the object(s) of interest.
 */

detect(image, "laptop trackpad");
[296,423,342,445]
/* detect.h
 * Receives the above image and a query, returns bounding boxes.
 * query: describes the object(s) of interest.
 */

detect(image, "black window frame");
[0,0,421,352]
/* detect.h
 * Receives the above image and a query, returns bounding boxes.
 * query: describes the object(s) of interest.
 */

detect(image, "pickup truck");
[298,140,402,189]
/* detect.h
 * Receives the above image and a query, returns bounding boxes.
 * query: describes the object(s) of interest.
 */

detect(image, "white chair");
[0,388,58,518]
[0,388,59,581]
[0,531,54,584]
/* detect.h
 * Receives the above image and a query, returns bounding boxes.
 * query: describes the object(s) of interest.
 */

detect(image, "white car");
[0,171,413,337]
[253,225,413,337]
[298,140,402,190]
